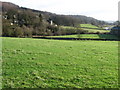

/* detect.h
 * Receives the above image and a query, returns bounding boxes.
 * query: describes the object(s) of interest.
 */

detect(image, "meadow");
[61,24,110,33]
[2,37,118,88]
[80,24,100,28]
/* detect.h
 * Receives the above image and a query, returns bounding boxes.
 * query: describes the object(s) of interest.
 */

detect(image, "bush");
[14,27,24,37]
[22,25,32,37]
[46,29,53,36]
[96,31,100,34]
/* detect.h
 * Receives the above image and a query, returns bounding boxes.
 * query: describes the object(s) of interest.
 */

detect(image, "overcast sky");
[1,0,119,21]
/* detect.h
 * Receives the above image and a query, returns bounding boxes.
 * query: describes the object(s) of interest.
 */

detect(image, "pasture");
[61,24,110,33]
[2,37,118,88]
[80,24,100,29]
[80,24,110,33]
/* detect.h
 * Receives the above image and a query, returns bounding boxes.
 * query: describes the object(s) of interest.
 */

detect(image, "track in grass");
[2,37,118,88]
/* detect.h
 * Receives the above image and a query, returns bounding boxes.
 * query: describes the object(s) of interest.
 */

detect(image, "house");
[47,18,53,25]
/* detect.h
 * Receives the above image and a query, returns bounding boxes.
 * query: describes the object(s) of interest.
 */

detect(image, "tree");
[14,27,24,37]
[22,25,32,37]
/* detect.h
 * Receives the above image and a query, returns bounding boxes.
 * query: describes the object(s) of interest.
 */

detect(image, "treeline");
[3,19,87,37]
[49,15,108,27]
[26,8,109,27]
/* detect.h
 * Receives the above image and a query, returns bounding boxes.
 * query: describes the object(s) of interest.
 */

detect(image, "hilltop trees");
[49,15,107,27]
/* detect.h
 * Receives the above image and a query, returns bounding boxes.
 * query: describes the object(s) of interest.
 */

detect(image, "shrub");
[96,31,100,34]
[22,25,32,37]
[14,27,24,37]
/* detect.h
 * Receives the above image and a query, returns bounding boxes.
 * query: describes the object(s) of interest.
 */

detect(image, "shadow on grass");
[33,36,119,41]
[32,34,119,41]
[98,34,118,40]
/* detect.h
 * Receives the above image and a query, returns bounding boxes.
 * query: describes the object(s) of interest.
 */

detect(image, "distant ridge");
[106,21,115,23]
[2,1,109,26]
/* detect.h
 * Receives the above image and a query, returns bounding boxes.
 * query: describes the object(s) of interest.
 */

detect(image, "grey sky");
[1,0,119,21]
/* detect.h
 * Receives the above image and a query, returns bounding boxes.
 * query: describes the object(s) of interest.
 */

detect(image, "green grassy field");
[2,37,118,88]
[80,24,110,33]
[48,34,118,40]
[61,24,110,33]
[61,24,99,29]
[80,24,99,29]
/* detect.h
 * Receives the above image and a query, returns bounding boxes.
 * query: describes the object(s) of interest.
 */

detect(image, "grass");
[61,24,110,33]
[80,24,110,33]
[2,37,118,88]
[80,24,99,29]
[60,26,75,29]
[48,34,118,40]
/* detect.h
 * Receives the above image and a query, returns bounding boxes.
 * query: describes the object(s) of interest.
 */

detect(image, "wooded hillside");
[2,2,111,37]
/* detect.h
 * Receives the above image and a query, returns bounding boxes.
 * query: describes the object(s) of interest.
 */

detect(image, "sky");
[1,0,120,21]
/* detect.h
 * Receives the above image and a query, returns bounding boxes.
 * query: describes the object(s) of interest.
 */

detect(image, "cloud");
[1,0,119,21]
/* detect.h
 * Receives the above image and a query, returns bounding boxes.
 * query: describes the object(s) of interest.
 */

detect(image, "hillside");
[2,2,19,11]
[2,2,110,37]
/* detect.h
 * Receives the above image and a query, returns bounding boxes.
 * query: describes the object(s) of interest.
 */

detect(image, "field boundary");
[33,37,120,41]
[81,27,108,30]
